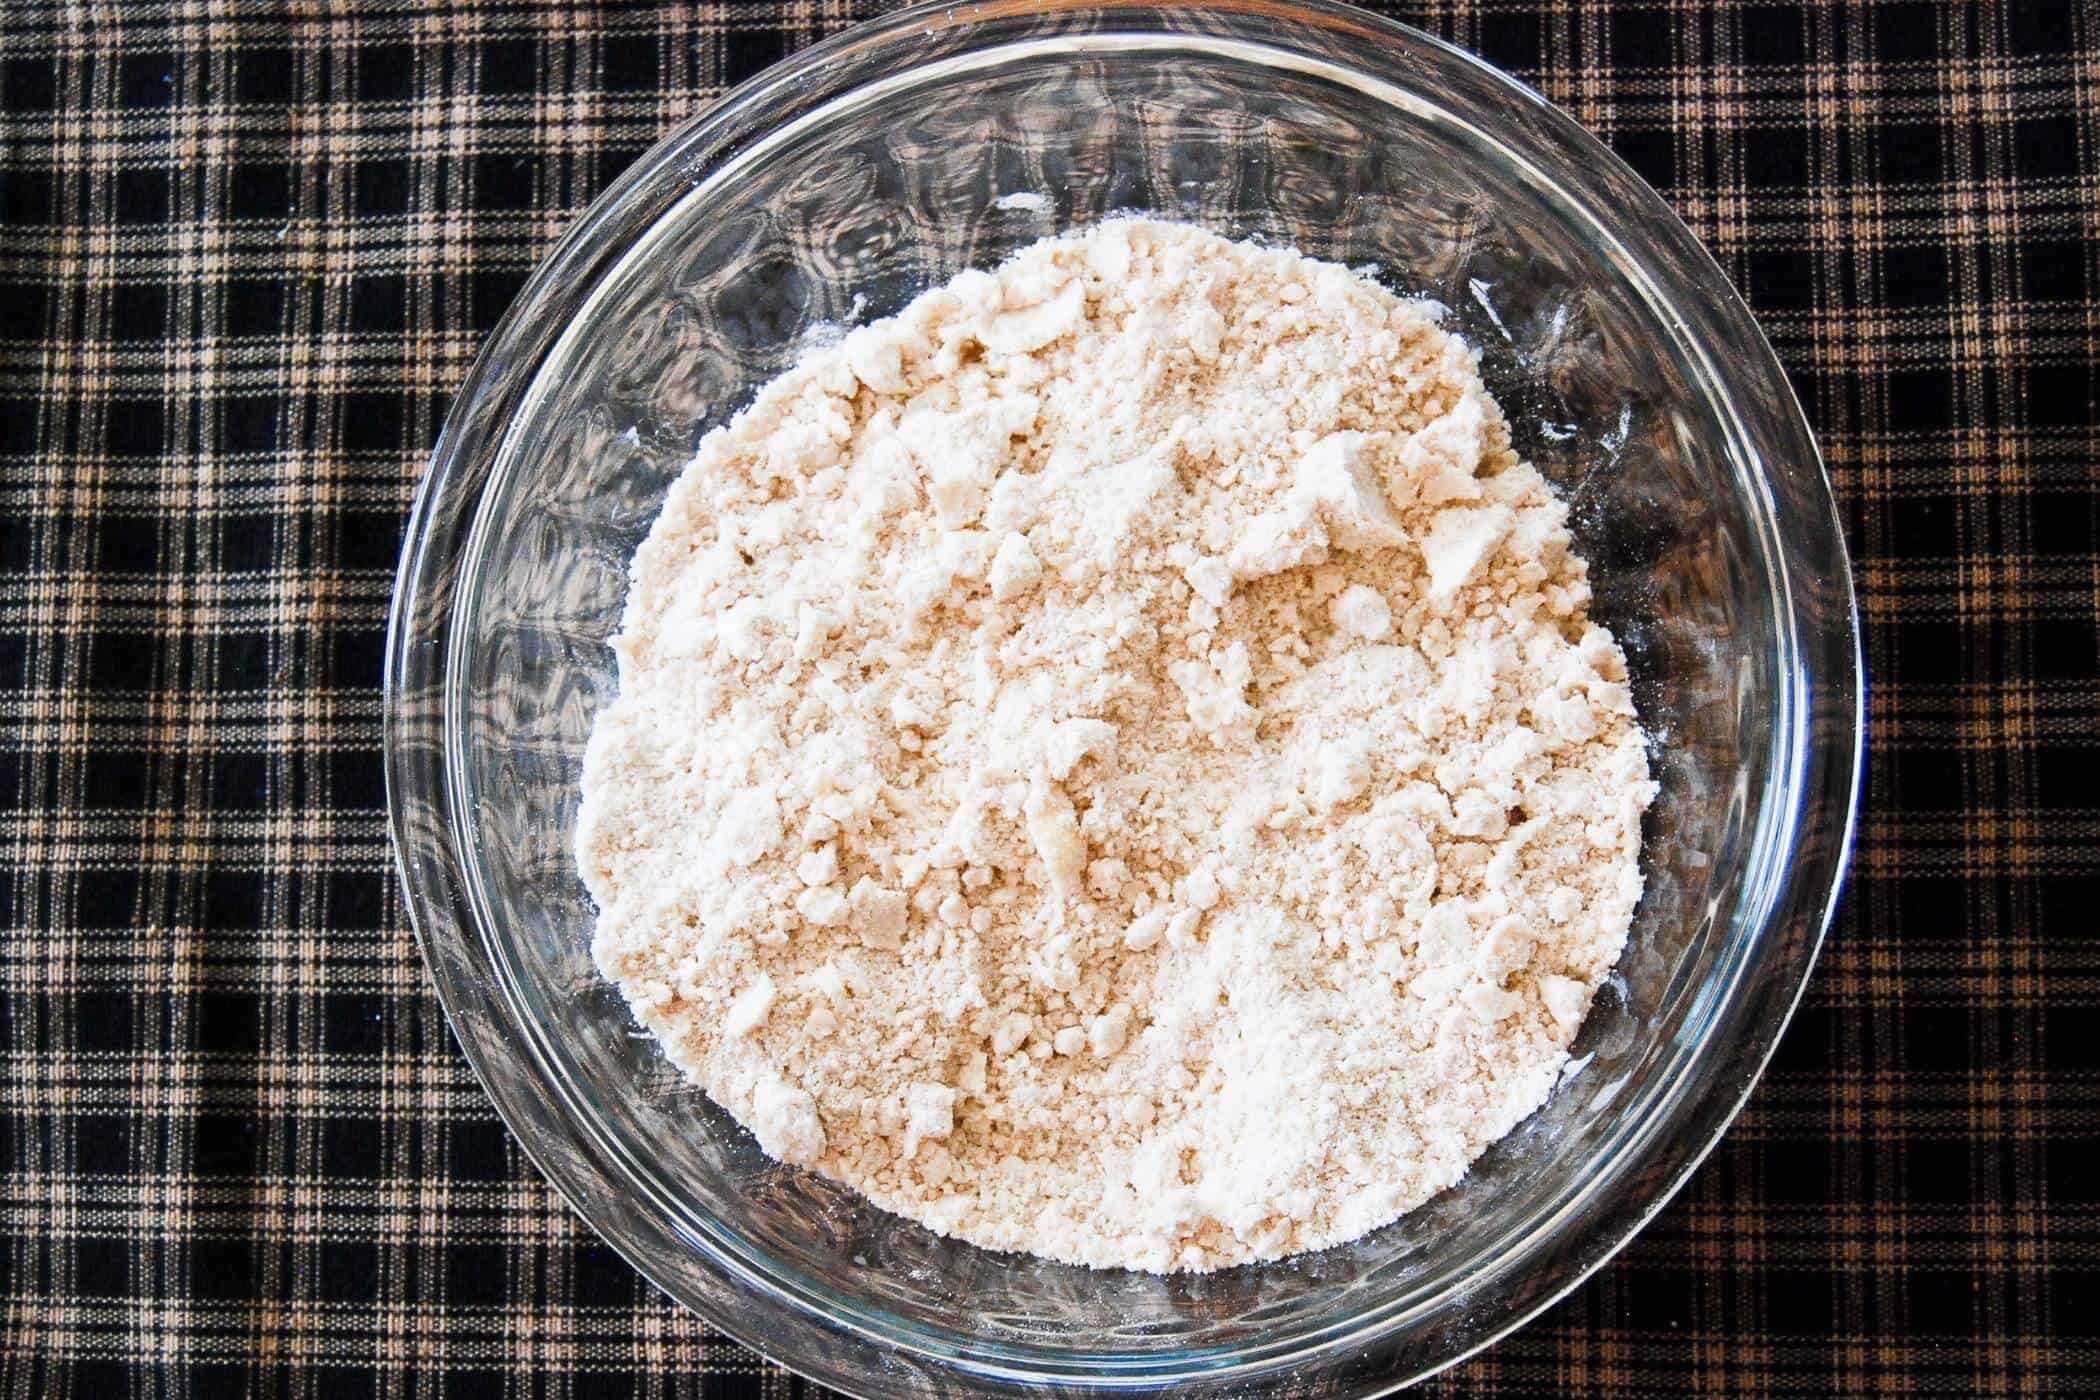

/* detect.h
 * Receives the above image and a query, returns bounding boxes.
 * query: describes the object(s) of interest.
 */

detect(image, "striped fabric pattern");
[0,2,2091,1394]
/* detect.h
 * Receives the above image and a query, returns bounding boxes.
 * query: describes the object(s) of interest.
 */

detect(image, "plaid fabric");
[0,0,2090,1394]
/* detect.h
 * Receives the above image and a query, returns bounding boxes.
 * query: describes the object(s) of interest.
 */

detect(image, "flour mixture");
[576,220,1656,1271]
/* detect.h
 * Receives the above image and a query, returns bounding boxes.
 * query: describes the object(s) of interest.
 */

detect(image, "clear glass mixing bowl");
[384,2,1862,1392]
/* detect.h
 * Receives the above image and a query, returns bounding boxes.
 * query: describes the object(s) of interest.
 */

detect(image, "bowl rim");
[385,1,1864,1393]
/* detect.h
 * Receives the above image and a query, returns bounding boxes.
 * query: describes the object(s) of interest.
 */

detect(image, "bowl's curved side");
[379,110,938,1399]
[385,2,1862,1395]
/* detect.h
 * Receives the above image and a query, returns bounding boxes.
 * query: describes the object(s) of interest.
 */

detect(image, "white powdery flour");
[577,221,1656,1272]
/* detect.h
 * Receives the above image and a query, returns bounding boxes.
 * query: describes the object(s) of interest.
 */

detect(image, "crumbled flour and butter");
[576,220,1655,1272]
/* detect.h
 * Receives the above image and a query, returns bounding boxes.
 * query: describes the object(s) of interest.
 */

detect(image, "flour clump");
[577,220,1656,1272]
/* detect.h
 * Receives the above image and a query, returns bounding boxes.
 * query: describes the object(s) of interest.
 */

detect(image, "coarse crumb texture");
[577,220,1656,1273]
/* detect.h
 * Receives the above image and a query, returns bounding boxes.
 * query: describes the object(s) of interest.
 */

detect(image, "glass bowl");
[384,1,1862,1393]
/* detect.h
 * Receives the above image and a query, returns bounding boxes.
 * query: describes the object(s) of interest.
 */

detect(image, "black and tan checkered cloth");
[1,2,2091,1394]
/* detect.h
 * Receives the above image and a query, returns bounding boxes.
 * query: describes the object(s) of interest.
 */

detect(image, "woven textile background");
[0,1,2092,1395]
